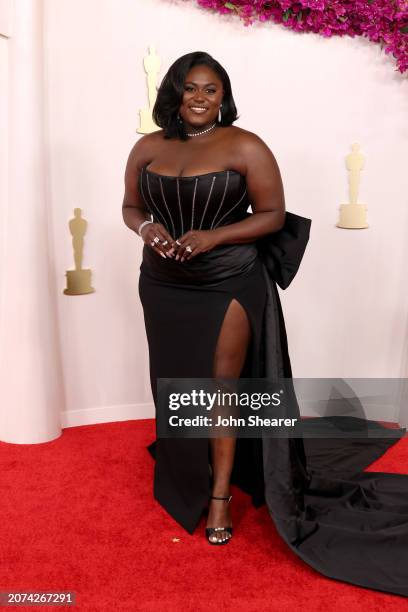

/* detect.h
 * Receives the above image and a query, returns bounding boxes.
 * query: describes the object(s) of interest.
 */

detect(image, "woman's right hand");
[140,222,176,259]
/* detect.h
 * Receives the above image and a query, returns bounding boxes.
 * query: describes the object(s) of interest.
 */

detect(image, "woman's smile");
[189,107,208,114]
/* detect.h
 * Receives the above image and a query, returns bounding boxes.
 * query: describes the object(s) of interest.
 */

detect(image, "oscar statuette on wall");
[336,143,369,229]
[137,44,162,134]
[63,208,95,295]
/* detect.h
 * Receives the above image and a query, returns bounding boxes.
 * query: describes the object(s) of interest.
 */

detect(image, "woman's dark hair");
[152,51,239,141]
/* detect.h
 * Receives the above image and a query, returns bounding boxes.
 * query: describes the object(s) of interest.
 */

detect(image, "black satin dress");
[137,164,408,598]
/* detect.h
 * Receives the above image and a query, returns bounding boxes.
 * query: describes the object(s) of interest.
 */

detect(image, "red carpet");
[0,420,407,611]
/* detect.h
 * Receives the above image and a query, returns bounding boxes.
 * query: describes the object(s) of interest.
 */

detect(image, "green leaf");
[400,25,408,34]
[224,2,236,9]
[297,10,303,22]
[282,9,292,22]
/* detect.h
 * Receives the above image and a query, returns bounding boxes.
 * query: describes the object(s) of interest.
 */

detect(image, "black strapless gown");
[137,165,408,598]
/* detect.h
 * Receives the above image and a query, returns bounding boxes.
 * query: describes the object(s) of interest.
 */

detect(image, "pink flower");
[195,0,408,72]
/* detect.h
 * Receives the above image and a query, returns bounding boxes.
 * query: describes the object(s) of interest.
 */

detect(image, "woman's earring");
[218,105,222,123]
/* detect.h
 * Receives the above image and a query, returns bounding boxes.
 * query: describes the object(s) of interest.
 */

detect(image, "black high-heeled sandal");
[205,494,233,545]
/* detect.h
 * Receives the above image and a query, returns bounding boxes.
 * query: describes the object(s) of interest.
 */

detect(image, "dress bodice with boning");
[138,165,250,238]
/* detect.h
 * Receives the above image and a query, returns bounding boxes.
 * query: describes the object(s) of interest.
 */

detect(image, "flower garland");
[195,0,408,73]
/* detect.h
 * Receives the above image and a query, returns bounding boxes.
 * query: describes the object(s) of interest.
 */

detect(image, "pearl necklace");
[186,122,217,137]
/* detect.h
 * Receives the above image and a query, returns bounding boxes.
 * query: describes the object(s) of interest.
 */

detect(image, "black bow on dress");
[244,211,312,289]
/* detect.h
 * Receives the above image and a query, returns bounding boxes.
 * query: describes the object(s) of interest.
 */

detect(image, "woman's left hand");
[171,229,221,262]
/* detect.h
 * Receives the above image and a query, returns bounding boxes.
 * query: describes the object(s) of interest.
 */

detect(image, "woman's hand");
[173,229,221,262]
[140,222,176,259]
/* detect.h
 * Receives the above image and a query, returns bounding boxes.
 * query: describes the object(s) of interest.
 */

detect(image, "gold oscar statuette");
[137,44,162,134]
[336,143,369,229]
[63,208,95,295]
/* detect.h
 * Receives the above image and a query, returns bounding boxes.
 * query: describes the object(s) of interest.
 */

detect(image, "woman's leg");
[207,298,251,542]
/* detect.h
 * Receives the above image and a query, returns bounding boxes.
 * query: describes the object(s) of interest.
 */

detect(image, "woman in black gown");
[122,51,408,597]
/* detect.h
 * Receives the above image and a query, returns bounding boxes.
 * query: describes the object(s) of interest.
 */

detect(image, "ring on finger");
[153,236,160,244]
[162,240,168,246]
[185,245,192,253]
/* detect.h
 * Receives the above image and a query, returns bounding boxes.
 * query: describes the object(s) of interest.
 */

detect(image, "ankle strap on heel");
[210,494,232,503]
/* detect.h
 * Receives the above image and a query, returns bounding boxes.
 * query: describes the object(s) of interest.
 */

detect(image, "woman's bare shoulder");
[229,126,281,176]
[230,125,270,150]
[126,130,165,171]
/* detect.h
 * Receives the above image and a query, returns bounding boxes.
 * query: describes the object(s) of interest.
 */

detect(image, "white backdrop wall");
[1,0,407,442]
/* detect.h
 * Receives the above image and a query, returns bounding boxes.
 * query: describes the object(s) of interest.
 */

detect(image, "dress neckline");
[144,165,245,180]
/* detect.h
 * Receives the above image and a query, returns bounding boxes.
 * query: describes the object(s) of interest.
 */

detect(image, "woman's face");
[179,64,224,131]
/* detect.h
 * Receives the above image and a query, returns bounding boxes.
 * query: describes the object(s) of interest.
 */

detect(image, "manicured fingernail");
[160,252,167,258]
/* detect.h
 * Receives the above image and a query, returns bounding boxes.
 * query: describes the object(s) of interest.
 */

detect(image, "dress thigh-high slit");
[212,298,252,380]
